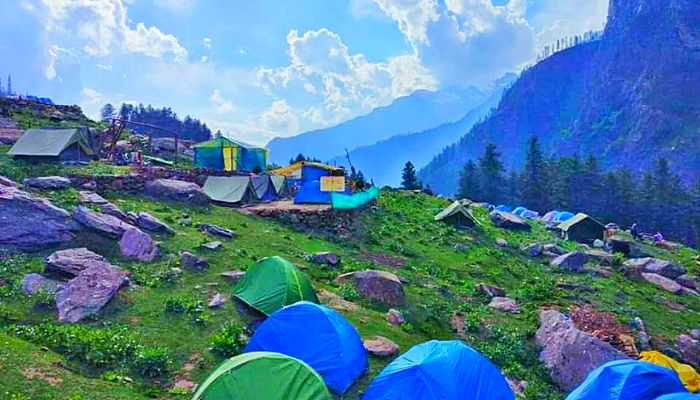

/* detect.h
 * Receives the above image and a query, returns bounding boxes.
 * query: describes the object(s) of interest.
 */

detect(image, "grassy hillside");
[0,151,698,399]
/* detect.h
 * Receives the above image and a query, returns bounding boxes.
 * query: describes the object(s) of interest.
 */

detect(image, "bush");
[33,288,56,308]
[209,323,247,358]
[339,283,361,302]
[132,346,172,378]
[165,297,209,325]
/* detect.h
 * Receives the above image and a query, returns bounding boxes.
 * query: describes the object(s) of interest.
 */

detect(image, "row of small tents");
[196,255,699,399]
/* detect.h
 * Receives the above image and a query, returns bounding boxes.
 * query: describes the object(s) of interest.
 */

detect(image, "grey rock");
[363,336,400,357]
[310,252,340,266]
[77,191,108,204]
[584,249,616,265]
[490,211,531,231]
[99,202,129,222]
[335,270,405,306]
[55,263,129,323]
[138,212,174,234]
[21,273,63,296]
[45,248,110,277]
[535,309,629,391]
[23,176,71,190]
[73,206,133,239]
[144,179,210,206]
[200,241,223,251]
[208,293,226,308]
[119,227,159,262]
[636,258,685,279]
[543,244,567,255]
[551,251,588,272]
[690,329,700,340]
[495,238,509,248]
[180,251,207,270]
[488,297,520,313]
[677,274,699,290]
[197,223,236,239]
[677,334,700,368]
[453,244,469,253]
[476,283,506,298]
[0,176,19,187]
[641,273,684,295]
[221,270,245,282]
[608,236,648,258]
[522,243,544,257]
[0,186,79,251]
[386,309,406,325]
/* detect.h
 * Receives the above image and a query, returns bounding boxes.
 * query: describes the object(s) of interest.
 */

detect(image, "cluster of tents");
[194,256,517,399]
[491,204,606,243]
[202,175,287,206]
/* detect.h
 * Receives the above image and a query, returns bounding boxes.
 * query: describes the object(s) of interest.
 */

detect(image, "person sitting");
[654,231,664,244]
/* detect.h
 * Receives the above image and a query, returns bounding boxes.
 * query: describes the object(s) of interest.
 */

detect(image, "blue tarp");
[566,360,687,400]
[245,301,367,394]
[496,205,512,212]
[294,180,332,204]
[512,207,528,216]
[655,394,700,399]
[555,211,575,222]
[363,340,514,400]
[302,164,332,181]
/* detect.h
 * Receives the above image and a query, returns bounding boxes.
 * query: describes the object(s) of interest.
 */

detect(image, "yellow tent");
[640,351,700,392]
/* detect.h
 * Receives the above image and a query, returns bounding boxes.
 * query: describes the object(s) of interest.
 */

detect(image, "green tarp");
[434,200,479,229]
[8,128,93,158]
[202,176,255,205]
[331,187,380,210]
[233,256,318,315]
[192,352,332,400]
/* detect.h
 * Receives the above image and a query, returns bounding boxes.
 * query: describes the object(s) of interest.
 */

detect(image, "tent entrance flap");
[223,146,235,171]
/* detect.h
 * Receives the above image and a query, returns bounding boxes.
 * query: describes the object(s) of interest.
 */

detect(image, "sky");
[0,0,608,145]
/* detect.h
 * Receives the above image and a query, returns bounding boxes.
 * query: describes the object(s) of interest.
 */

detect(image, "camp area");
[272,161,348,204]
[193,136,267,173]
[8,127,97,162]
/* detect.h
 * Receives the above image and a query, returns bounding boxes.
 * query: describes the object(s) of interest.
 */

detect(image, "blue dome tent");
[495,205,513,212]
[543,211,560,222]
[512,207,528,216]
[565,360,687,400]
[362,340,514,400]
[655,394,700,400]
[522,210,539,218]
[245,301,367,394]
[555,211,575,222]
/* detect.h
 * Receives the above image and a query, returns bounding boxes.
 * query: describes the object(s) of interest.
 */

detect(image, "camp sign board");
[320,176,346,192]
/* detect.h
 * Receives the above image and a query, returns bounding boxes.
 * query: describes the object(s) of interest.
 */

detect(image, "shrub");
[339,283,361,302]
[33,288,56,308]
[209,322,247,358]
[165,297,209,325]
[164,298,187,314]
[132,347,172,378]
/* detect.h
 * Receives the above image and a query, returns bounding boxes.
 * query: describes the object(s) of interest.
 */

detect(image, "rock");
[633,317,651,351]
[197,223,236,239]
[677,335,700,368]
[335,270,405,306]
[0,186,79,251]
[144,179,210,206]
[77,191,108,204]
[453,244,469,253]
[310,252,340,266]
[608,236,648,258]
[451,312,466,334]
[624,258,686,279]
[317,289,358,312]
[180,251,207,270]
[476,283,506,298]
[21,273,63,296]
[551,251,587,272]
[220,270,245,283]
[657,296,686,311]
[73,206,132,239]
[495,238,509,248]
[119,227,159,262]
[584,249,615,265]
[593,239,605,248]
[99,202,129,222]
[363,336,400,357]
[22,176,71,190]
[45,248,110,277]
[543,244,567,255]
[172,379,196,392]
[690,329,700,340]
[179,218,193,226]
[522,243,544,257]
[641,273,684,295]
[488,297,520,313]
[200,241,222,251]
[535,309,629,391]
[386,309,406,325]
[55,263,129,323]
[208,293,226,308]
[0,176,18,187]
[506,377,528,398]
[138,212,174,234]
[490,211,531,231]
[676,274,698,290]
[0,118,21,144]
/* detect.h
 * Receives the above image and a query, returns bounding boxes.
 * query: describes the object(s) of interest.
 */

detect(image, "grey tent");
[250,175,276,202]
[270,175,288,198]
[203,176,255,206]
[434,200,478,229]
[8,128,95,162]
[557,213,605,243]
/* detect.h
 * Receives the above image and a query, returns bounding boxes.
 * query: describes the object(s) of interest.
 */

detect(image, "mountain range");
[419,0,700,195]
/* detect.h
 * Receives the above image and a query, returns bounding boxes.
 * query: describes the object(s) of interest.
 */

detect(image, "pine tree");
[401,161,421,190]
[100,103,115,122]
[520,136,548,211]
[478,143,505,204]
[7,74,11,95]
[504,169,520,205]
[458,160,480,200]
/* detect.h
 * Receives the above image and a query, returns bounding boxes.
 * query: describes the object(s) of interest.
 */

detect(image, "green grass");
[0,179,698,399]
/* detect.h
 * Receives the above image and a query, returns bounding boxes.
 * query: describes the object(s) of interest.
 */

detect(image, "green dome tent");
[233,256,319,315]
[192,352,332,400]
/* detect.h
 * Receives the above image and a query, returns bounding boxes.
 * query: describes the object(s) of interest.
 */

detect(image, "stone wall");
[246,206,372,240]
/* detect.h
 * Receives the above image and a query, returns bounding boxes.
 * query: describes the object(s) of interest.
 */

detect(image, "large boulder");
[180,251,207,270]
[22,176,72,190]
[55,263,129,323]
[488,297,520,313]
[138,212,174,235]
[522,243,544,257]
[335,270,405,306]
[45,248,110,277]
[551,251,588,272]
[0,186,79,251]
[144,179,210,206]
[641,273,684,295]
[543,244,567,256]
[608,236,648,258]
[0,117,21,144]
[535,309,629,390]
[0,176,19,188]
[490,211,531,231]
[119,227,159,262]
[676,274,698,291]
[622,257,686,279]
[73,206,133,239]
[78,191,109,204]
[363,336,400,357]
[676,334,700,368]
[21,273,64,296]
[311,252,340,267]
[584,249,615,265]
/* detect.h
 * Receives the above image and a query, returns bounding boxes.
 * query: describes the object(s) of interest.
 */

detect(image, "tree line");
[455,137,700,247]
[101,103,212,142]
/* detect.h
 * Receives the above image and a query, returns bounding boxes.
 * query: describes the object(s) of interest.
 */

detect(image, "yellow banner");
[320,176,346,192]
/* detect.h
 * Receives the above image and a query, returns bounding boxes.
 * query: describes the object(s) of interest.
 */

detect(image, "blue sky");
[1,0,608,145]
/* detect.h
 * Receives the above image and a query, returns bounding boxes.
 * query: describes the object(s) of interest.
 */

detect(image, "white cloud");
[202,37,212,50]
[259,100,299,135]
[79,87,105,119]
[200,55,208,63]
[124,22,187,60]
[371,0,439,44]
[153,0,195,14]
[209,89,235,113]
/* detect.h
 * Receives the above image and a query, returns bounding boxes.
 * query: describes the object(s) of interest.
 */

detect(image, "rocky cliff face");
[420,0,700,196]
